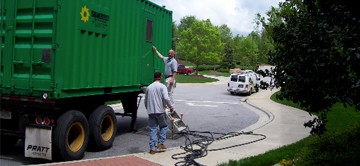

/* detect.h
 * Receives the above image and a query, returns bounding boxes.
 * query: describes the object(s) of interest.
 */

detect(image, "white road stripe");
[175,99,239,105]
[186,102,219,107]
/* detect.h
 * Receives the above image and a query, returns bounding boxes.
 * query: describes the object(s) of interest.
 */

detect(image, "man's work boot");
[149,150,157,155]
[157,144,167,150]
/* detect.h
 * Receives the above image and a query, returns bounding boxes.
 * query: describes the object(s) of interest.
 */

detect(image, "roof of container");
[146,0,173,14]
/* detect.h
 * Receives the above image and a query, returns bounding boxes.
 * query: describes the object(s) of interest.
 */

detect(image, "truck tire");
[88,105,117,151]
[53,110,89,161]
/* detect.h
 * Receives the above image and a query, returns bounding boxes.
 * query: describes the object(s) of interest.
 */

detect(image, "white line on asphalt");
[175,99,239,105]
[186,102,219,107]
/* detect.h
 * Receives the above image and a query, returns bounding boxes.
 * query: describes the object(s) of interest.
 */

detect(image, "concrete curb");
[242,91,276,132]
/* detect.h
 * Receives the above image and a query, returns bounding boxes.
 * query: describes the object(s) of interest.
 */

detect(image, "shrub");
[196,65,220,71]
[295,123,360,166]
[218,68,229,73]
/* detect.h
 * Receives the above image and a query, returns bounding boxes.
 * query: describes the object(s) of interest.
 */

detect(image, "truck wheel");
[88,105,117,151]
[187,72,191,75]
[53,110,89,161]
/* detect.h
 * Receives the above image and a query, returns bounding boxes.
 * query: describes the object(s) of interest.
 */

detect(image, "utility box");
[0,0,172,161]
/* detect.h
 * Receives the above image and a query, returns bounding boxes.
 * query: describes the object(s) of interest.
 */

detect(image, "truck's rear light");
[44,117,51,125]
[36,117,42,124]
[245,84,249,88]
[35,116,54,125]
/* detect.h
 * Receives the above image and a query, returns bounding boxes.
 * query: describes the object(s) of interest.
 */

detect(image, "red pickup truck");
[177,64,193,75]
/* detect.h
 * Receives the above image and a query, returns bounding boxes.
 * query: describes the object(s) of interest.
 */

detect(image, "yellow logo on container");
[80,6,90,23]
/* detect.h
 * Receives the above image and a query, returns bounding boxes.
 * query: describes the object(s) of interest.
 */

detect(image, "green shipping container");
[0,0,173,161]
[0,0,172,99]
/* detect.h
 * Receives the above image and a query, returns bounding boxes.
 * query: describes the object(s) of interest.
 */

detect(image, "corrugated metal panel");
[1,0,56,96]
[1,0,172,99]
[0,0,5,87]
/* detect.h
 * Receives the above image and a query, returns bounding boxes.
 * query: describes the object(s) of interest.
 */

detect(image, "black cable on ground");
[171,127,266,166]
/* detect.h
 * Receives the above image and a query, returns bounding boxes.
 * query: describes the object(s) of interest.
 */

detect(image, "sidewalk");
[38,89,314,166]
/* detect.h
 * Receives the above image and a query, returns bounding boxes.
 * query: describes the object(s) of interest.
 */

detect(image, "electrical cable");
[171,126,267,166]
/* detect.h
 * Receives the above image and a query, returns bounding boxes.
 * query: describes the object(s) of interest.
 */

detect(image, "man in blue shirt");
[152,46,178,106]
[144,71,174,154]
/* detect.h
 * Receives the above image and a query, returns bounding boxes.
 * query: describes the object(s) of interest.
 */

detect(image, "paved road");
[0,76,259,166]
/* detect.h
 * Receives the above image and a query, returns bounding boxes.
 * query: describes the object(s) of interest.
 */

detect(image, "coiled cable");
[172,127,266,166]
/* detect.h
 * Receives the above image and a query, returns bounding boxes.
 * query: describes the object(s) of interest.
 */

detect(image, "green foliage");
[270,91,304,110]
[219,24,236,69]
[326,104,360,132]
[220,41,236,69]
[174,15,274,72]
[196,65,220,71]
[178,16,197,33]
[176,74,218,83]
[177,19,223,74]
[172,21,179,50]
[217,68,231,73]
[262,0,360,134]
[218,137,309,166]
[295,123,360,166]
[218,24,233,42]
[220,91,360,166]
[233,32,270,69]
[238,33,259,67]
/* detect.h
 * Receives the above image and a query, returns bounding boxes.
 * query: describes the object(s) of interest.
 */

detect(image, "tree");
[218,24,233,41]
[178,16,197,33]
[233,33,260,68]
[261,0,360,134]
[177,19,223,74]
[172,21,179,51]
[254,9,282,65]
[176,16,197,61]
[219,24,235,69]
[220,41,236,69]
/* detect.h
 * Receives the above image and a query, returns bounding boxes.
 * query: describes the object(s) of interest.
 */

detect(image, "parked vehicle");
[241,70,261,82]
[229,68,241,74]
[227,72,260,95]
[177,64,193,75]
[0,0,172,161]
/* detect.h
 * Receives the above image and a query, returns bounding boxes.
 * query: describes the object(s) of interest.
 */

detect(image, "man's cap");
[154,71,162,79]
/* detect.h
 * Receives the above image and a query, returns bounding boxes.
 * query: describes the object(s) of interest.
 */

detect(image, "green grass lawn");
[219,91,360,166]
[176,74,219,83]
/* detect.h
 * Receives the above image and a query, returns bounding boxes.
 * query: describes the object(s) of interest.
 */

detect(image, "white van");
[227,72,260,95]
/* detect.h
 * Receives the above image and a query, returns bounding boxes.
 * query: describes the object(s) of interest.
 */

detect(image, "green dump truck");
[0,0,172,161]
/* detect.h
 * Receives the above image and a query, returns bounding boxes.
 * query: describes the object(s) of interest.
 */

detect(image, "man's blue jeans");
[148,113,168,151]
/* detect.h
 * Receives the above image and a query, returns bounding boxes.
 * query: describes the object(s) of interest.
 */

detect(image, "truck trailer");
[0,0,172,161]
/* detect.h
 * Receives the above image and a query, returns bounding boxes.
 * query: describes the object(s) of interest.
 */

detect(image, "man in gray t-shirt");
[144,71,174,154]
[152,46,177,105]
